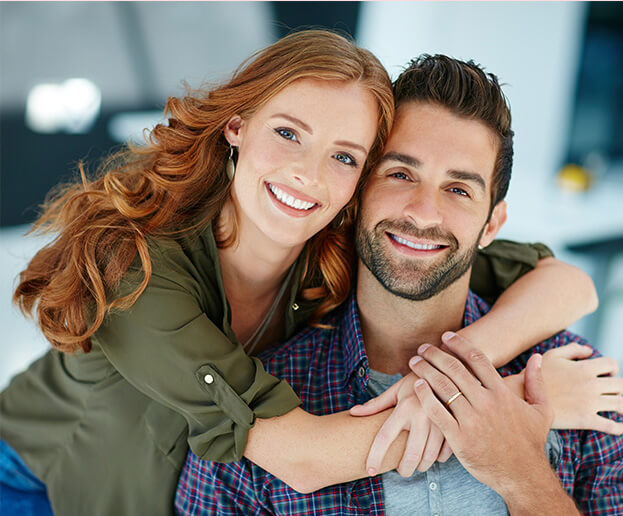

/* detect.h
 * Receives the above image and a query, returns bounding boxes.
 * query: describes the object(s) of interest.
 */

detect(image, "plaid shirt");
[175,291,623,515]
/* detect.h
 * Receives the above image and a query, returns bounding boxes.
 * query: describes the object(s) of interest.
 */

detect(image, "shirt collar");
[337,289,491,386]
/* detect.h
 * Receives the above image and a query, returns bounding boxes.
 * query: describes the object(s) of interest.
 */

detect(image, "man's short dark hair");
[393,55,513,211]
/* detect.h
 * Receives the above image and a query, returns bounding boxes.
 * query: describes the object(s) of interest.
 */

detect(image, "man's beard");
[356,219,483,301]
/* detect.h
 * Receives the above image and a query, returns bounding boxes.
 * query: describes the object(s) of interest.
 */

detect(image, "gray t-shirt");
[367,369,561,516]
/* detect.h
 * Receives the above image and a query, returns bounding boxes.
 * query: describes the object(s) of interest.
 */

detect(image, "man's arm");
[409,332,581,515]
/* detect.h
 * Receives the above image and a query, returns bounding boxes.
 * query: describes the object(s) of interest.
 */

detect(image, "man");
[175,55,623,514]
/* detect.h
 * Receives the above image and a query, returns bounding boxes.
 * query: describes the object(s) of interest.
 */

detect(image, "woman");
[0,30,611,515]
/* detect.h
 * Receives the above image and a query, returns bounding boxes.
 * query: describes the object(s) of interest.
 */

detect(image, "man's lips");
[387,232,449,252]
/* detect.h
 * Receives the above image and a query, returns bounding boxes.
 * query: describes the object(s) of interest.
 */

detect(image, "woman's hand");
[350,372,452,477]
[541,343,623,434]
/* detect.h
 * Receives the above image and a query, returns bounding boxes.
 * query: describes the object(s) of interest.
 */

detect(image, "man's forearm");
[500,461,581,516]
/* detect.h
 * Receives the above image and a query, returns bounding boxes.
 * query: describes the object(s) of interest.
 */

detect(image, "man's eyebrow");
[448,170,486,192]
[378,151,421,168]
[270,114,312,134]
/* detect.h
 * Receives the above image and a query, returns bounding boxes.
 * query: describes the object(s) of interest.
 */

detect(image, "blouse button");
[357,366,366,378]
[203,374,214,385]
[292,303,300,311]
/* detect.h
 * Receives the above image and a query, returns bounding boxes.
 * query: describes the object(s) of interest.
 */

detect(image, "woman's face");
[224,78,378,250]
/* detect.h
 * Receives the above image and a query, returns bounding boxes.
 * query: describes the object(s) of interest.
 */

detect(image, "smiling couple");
[1,30,621,516]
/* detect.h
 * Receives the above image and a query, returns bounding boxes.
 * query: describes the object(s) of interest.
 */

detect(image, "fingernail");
[535,354,542,368]
[442,331,457,343]
[418,343,431,354]
[368,467,377,476]
[415,379,426,388]
[409,356,422,367]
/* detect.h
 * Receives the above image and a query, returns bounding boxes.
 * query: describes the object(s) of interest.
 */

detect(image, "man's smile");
[386,232,449,255]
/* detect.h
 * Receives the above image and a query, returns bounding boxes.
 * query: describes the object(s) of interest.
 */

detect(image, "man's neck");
[356,263,470,376]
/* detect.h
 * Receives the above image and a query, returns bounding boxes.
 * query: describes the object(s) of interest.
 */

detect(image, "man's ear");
[480,200,507,248]
[223,115,245,146]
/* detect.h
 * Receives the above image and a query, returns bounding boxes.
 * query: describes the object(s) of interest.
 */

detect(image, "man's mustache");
[374,219,459,250]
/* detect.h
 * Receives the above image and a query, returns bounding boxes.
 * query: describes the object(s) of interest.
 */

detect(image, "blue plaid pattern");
[175,291,623,515]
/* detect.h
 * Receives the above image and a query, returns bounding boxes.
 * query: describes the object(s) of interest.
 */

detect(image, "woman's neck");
[216,206,304,346]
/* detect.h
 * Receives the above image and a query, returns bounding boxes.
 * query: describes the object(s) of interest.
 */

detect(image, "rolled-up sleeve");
[93,245,302,463]
[470,239,554,305]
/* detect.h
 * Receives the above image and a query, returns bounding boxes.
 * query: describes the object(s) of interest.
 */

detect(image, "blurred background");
[1,2,622,389]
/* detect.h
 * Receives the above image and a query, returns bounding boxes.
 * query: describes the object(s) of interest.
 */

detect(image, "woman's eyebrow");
[270,114,312,134]
[270,114,368,155]
[334,140,368,155]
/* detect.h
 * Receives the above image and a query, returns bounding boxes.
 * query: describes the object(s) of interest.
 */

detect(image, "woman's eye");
[333,152,357,167]
[275,128,298,142]
[449,186,469,197]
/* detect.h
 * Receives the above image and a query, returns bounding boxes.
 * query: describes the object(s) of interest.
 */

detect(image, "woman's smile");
[265,182,321,216]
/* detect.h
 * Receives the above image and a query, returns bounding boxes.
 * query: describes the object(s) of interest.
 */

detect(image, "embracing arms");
[97,239,604,493]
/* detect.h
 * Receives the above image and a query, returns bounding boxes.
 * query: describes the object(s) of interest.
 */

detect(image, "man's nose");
[403,188,443,228]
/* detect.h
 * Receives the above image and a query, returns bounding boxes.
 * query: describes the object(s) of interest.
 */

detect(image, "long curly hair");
[13,30,394,353]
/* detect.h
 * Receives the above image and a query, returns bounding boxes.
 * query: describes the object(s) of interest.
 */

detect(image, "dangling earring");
[332,211,347,229]
[226,146,236,181]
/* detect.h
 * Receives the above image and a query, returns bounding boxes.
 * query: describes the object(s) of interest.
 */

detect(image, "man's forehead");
[378,102,497,181]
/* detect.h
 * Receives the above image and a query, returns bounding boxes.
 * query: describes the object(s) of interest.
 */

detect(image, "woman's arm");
[245,407,408,493]
[462,256,598,368]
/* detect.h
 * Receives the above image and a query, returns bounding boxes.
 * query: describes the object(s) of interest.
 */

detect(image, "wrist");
[455,324,498,366]
[499,460,578,515]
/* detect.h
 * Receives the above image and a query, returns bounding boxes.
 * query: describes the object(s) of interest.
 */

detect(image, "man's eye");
[390,171,410,181]
[333,152,357,167]
[449,187,469,197]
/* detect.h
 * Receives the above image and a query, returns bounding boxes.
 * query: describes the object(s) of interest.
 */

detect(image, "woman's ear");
[223,115,245,147]
[480,200,507,248]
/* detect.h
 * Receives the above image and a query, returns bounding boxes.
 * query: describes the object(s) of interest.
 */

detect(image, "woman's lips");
[265,182,321,217]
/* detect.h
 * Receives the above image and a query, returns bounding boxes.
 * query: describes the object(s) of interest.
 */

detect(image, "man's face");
[356,101,506,300]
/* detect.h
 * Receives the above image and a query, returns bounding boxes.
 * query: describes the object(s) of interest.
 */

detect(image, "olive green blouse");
[0,226,552,516]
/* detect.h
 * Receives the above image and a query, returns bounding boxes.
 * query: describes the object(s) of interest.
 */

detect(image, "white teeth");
[393,235,442,250]
[268,184,316,210]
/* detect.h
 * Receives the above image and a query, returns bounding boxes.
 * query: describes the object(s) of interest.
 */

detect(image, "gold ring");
[445,391,463,406]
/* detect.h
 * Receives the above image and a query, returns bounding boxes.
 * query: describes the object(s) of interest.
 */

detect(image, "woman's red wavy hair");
[13,30,394,353]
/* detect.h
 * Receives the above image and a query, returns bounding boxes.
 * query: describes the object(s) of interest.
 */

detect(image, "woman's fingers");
[350,382,399,416]
[416,425,445,472]
[587,414,623,436]
[437,440,453,462]
[586,356,620,377]
[396,417,430,477]
[599,376,623,396]
[546,342,594,360]
[599,392,623,414]
[365,408,405,475]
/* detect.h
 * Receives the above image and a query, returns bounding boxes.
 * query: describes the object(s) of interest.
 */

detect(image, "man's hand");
[409,332,580,514]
